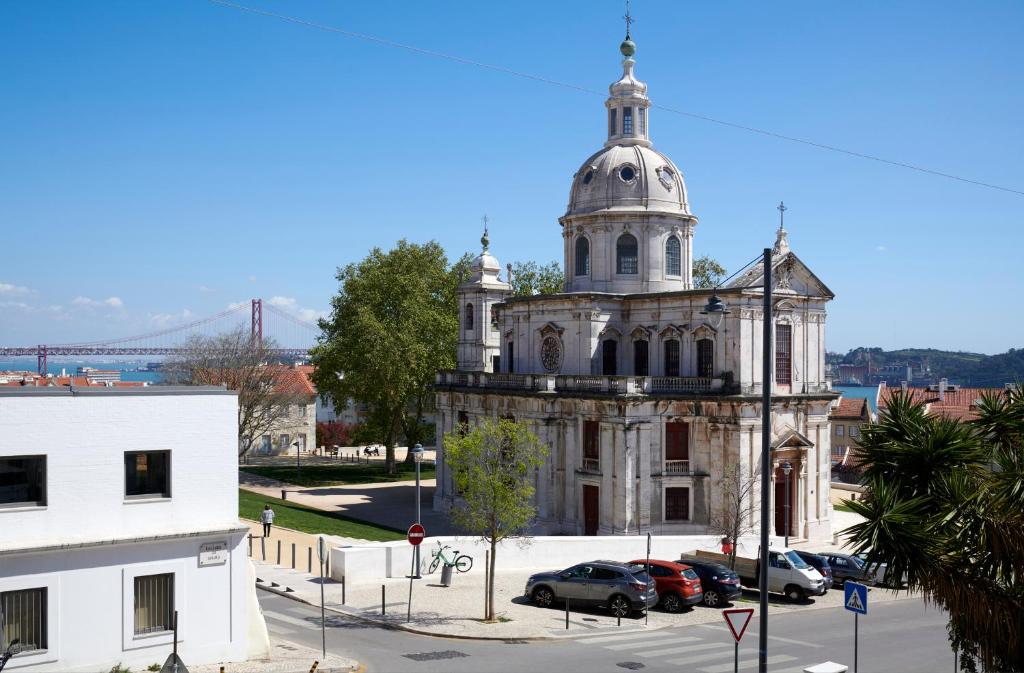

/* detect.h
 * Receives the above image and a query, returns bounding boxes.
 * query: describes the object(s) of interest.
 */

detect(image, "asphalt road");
[258,589,953,673]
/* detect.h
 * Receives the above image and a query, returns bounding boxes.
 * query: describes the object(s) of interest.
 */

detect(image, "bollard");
[248,534,253,557]
[291,543,296,569]
[381,584,386,615]
[281,489,287,501]
[565,598,570,630]
[308,547,313,574]
[220,667,225,673]
[342,575,346,605]
[261,536,266,561]
[277,539,282,565]
[618,614,621,627]
[309,662,319,673]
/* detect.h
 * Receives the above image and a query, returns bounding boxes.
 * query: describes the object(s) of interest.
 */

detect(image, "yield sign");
[723,608,755,642]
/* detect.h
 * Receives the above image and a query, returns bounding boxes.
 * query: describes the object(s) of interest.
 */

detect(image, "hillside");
[828,346,1024,387]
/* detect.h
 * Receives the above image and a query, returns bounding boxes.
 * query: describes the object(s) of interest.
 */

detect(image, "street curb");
[256,584,665,642]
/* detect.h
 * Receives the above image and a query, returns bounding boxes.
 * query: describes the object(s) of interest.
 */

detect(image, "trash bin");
[440,563,454,587]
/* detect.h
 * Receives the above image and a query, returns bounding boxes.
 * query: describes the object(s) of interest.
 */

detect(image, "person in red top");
[721,536,735,555]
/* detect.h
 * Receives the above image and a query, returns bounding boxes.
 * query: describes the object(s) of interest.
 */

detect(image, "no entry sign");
[407,523,425,546]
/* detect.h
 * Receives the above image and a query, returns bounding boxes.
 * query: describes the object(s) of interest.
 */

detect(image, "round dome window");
[657,166,675,190]
[619,165,637,182]
[582,169,594,185]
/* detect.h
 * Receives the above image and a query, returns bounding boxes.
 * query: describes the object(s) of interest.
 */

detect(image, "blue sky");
[1,1,1021,354]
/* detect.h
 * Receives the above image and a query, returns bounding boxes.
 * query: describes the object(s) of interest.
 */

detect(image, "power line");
[208,0,1024,198]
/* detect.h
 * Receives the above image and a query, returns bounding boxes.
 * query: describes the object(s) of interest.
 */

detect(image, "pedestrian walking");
[260,504,275,537]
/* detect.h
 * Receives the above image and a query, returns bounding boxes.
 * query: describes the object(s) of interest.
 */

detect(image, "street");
[258,589,954,673]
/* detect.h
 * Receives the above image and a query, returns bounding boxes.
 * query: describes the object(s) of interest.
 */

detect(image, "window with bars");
[1,587,47,652]
[575,237,590,276]
[665,422,689,461]
[775,324,792,384]
[665,235,681,276]
[697,338,714,378]
[0,455,46,507]
[664,339,680,377]
[583,421,599,461]
[665,487,690,521]
[623,107,633,134]
[134,573,174,636]
[124,451,170,499]
[633,340,649,376]
[616,234,638,274]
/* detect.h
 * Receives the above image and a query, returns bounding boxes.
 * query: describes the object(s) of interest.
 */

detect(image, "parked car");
[818,551,876,586]
[627,559,703,613]
[677,556,744,607]
[691,547,827,602]
[854,552,907,588]
[793,551,833,591]
[524,560,659,617]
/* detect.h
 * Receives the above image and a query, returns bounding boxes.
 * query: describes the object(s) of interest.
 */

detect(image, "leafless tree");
[164,327,309,458]
[707,462,760,569]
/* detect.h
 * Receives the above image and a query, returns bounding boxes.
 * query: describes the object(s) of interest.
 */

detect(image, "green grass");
[241,462,435,487]
[238,488,405,541]
[834,501,857,513]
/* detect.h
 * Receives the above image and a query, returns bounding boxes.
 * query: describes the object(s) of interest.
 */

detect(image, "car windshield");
[682,568,700,580]
[847,555,865,569]
[784,551,811,570]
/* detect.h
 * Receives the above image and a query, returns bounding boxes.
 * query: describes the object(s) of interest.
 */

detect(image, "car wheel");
[608,594,632,618]
[703,590,722,608]
[784,585,805,602]
[661,592,684,613]
[532,586,555,609]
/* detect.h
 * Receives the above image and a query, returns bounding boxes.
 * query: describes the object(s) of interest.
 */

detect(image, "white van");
[693,546,826,601]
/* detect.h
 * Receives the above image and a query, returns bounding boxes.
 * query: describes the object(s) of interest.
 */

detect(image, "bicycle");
[427,541,473,574]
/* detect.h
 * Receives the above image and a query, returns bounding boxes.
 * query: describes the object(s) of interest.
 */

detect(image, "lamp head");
[701,294,730,329]
[782,460,792,476]
[411,443,424,463]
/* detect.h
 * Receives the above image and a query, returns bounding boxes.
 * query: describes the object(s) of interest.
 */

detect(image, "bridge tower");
[251,298,263,346]
[37,345,47,376]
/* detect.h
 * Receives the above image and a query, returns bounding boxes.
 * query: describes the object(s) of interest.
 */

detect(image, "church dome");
[566,143,690,217]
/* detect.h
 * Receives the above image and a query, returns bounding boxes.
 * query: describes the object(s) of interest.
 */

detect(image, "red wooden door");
[583,485,599,536]
[774,467,794,537]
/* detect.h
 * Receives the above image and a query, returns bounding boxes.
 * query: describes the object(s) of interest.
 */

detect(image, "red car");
[628,559,704,613]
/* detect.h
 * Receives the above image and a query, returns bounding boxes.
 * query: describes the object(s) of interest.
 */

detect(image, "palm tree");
[845,388,1024,672]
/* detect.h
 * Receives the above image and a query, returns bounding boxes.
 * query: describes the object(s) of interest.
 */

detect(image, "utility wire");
[209,0,1024,198]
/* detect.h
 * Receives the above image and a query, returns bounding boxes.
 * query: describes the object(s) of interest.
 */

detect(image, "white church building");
[435,33,837,543]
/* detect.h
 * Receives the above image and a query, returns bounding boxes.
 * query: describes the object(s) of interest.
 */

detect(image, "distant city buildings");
[829,397,873,469]
[0,386,266,670]
[877,379,1010,421]
[0,370,146,389]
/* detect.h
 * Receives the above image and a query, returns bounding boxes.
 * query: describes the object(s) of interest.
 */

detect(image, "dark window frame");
[0,586,47,652]
[665,422,689,461]
[665,235,681,276]
[0,455,46,508]
[622,107,633,134]
[616,234,639,275]
[775,323,793,384]
[697,338,714,378]
[464,303,474,331]
[609,109,617,136]
[133,573,174,636]
[574,236,590,276]
[602,339,618,376]
[664,339,681,377]
[124,450,171,500]
[633,339,649,376]
[583,421,600,461]
[665,487,691,521]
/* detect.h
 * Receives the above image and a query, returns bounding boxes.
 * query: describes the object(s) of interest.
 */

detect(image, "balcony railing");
[581,457,600,473]
[436,371,730,395]
[665,459,690,474]
[650,377,714,393]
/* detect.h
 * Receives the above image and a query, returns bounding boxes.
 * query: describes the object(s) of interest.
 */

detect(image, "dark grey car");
[820,552,876,586]
[524,561,659,617]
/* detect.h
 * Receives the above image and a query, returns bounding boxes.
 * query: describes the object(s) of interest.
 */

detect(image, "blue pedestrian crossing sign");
[844,581,868,615]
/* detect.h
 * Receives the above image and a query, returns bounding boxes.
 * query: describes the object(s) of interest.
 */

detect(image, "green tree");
[312,240,460,474]
[693,255,726,289]
[510,260,563,296]
[846,389,1024,672]
[444,418,548,621]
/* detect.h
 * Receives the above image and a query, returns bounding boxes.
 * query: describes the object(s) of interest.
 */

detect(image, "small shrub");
[148,664,161,672]
[108,664,132,673]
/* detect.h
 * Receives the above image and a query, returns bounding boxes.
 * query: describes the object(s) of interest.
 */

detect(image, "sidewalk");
[191,638,357,673]
[251,556,919,641]
[240,470,458,535]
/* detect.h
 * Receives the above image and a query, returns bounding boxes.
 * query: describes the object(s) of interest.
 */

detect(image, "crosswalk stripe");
[602,635,689,650]
[700,654,797,673]
[266,621,296,636]
[665,649,753,666]
[263,609,317,630]
[641,642,729,657]
[575,630,676,644]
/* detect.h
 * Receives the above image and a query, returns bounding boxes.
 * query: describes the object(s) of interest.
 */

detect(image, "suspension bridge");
[0,299,320,374]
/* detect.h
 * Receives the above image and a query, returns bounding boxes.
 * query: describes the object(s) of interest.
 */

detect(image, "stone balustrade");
[435,370,733,395]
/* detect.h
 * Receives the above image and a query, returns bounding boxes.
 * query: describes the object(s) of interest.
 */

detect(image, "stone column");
[536,420,553,529]
[637,422,652,531]
[600,422,615,533]
[564,418,579,531]
[622,422,636,534]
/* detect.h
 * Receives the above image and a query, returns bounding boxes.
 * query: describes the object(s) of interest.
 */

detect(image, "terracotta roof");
[878,384,1005,422]
[269,365,317,397]
[831,397,868,419]
[0,372,145,388]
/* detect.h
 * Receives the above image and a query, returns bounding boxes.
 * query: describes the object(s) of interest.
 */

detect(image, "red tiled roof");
[831,397,868,419]
[878,384,1005,421]
[269,364,317,397]
[0,371,145,388]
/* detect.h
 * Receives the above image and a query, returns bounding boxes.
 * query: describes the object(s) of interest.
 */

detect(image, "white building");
[0,387,266,672]
[435,33,837,543]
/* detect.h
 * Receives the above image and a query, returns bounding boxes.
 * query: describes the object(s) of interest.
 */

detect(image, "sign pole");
[317,536,328,661]
[645,532,651,626]
[734,640,739,673]
[722,606,754,673]
[844,580,867,673]
[854,612,859,673]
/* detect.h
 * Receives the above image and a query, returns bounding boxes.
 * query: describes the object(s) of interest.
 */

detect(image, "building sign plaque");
[199,541,228,567]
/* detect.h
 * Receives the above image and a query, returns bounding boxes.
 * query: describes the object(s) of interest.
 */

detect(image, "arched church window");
[616,233,638,275]
[665,235,681,277]
[697,338,714,378]
[602,339,618,376]
[575,237,590,276]
[464,303,474,331]
[634,339,649,376]
[664,339,680,377]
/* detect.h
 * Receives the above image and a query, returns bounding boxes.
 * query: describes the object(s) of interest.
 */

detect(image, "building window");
[775,323,792,384]
[491,355,501,372]
[697,338,714,378]
[616,234,638,274]
[298,434,307,450]
[465,303,474,331]
[278,434,290,451]
[665,235,681,276]
[665,422,689,473]
[836,425,845,437]
[583,420,599,471]
[575,237,590,276]
[633,340,649,376]
[1,587,47,652]
[602,339,618,376]
[457,411,469,437]
[0,456,46,507]
[506,342,514,373]
[664,339,680,377]
[298,403,307,418]
[609,108,617,136]
[133,573,174,636]
[665,487,690,521]
[849,425,859,438]
[124,451,170,499]
[623,107,633,134]
[639,107,646,135]
[260,435,271,453]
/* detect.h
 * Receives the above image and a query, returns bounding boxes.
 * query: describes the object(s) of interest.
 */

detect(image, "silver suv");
[524,560,659,617]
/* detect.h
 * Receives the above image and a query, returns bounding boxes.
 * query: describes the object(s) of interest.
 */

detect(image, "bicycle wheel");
[428,556,441,574]
[455,555,473,573]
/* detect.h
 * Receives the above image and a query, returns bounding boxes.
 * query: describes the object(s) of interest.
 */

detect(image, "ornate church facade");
[434,34,837,543]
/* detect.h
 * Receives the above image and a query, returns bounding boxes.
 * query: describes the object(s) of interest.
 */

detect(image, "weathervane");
[481,214,490,251]
[777,201,787,230]
[623,0,634,38]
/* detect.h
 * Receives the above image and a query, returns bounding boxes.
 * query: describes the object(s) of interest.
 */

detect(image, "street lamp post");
[411,443,424,579]
[703,246,773,673]
[292,441,301,482]
[782,461,792,547]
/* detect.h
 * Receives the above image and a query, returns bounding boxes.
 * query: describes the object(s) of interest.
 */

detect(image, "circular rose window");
[541,336,562,372]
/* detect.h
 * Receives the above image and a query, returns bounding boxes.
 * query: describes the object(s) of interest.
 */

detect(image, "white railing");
[581,457,600,472]
[665,459,690,474]
[437,371,728,395]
